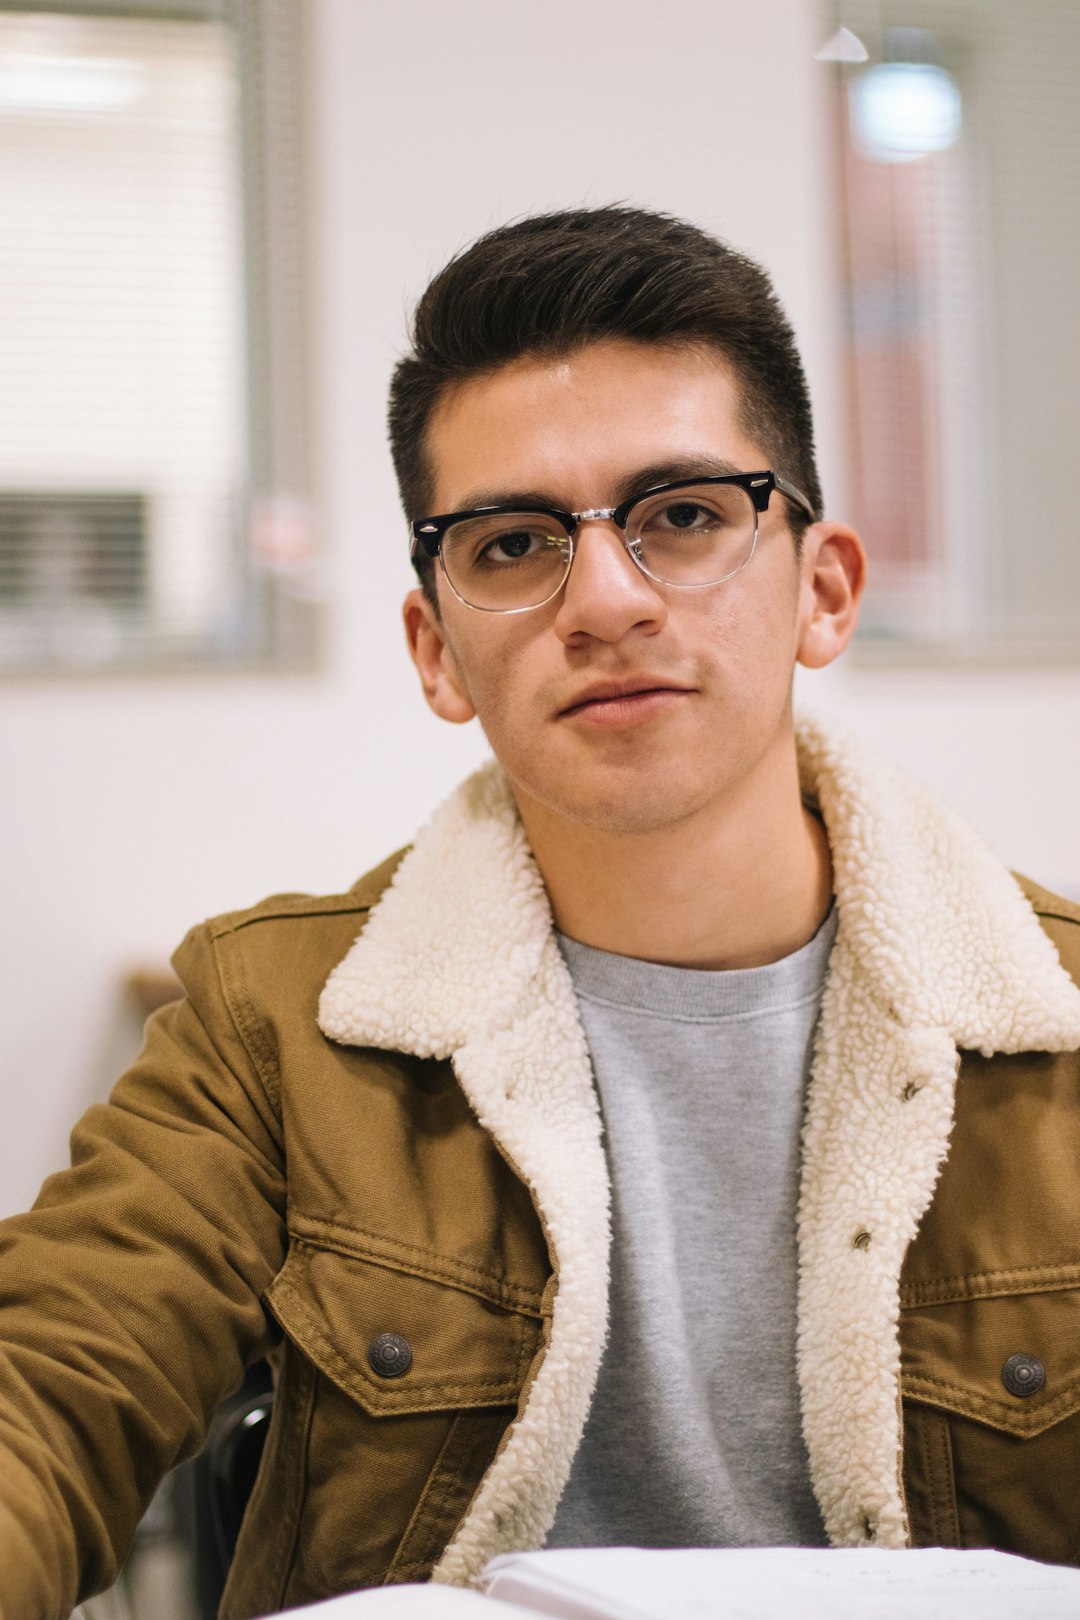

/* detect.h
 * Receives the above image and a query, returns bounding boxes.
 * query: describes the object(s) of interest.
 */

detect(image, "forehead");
[424,339,765,511]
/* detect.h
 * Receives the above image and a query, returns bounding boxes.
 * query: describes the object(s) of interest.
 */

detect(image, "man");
[1,207,1079,1620]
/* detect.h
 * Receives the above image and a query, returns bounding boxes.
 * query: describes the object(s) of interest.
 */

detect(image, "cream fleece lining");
[318,714,1080,1580]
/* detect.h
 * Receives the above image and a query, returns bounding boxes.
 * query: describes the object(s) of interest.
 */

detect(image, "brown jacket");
[1,718,1079,1619]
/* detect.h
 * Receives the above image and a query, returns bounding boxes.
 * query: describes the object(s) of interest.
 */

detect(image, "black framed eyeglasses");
[410,470,817,614]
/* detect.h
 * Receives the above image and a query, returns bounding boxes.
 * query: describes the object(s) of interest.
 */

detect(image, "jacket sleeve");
[0,920,287,1620]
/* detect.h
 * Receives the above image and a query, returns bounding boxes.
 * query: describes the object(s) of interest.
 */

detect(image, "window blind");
[0,0,314,673]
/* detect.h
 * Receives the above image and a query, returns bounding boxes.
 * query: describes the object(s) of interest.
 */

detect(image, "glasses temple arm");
[774,474,818,522]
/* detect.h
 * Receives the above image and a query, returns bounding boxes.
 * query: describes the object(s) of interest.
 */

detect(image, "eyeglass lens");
[440,483,758,611]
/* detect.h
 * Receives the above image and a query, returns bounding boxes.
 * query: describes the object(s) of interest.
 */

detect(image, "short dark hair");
[388,206,823,604]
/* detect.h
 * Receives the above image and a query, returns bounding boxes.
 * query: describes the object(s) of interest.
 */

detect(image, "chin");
[526,772,716,838]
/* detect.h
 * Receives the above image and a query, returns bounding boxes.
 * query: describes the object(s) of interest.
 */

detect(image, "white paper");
[480,1545,1080,1620]
[282,1583,528,1617]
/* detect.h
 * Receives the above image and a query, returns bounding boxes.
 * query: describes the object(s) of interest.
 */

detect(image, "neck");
[516,742,833,971]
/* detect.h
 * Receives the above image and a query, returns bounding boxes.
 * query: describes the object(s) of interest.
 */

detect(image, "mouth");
[557,678,694,726]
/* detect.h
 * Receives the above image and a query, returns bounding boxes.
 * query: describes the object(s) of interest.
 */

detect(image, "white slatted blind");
[0,2,313,671]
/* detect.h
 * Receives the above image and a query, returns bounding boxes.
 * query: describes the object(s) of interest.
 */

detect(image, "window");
[830,1,1080,657]
[0,0,315,673]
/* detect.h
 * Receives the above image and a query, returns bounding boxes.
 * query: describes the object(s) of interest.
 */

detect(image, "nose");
[552,518,668,645]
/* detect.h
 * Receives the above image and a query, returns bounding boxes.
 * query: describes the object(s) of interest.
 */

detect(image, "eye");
[631,484,749,542]
[643,498,728,536]
[481,528,544,563]
[657,500,715,531]
[462,520,570,571]
[442,512,572,595]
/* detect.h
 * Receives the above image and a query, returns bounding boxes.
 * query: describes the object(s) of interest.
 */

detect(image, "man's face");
[407,339,827,838]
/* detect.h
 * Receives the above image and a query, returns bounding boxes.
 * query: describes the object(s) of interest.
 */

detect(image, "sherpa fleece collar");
[792,719,1080,1550]
[318,713,1080,1578]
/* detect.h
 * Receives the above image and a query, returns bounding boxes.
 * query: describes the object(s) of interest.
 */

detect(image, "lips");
[557,678,693,718]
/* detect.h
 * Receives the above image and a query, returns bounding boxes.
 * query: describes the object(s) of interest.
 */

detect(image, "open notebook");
[285,1546,1080,1619]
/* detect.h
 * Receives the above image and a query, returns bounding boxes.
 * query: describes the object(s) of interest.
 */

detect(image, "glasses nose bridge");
[562,505,648,598]
[567,505,634,560]
[572,505,620,527]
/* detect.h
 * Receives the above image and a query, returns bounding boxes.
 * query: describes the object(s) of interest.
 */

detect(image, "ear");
[795,522,866,670]
[403,587,476,724]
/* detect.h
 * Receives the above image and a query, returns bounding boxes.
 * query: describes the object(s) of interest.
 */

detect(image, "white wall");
[2,0,1078,1218]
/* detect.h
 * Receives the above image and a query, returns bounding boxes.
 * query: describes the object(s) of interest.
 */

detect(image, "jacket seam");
[1011,869,1080,928]
[384,1413,467,1583]
[218,902,372,935]
[288,1217,544,1315]
[212,930,284,1116]
[208,899,376,939]
[1023,900,1080,926]
[275,1355,316,1611]
[920,1408,960,1547]
[390,1467,468,1582]
[398,1408,517,1580]
[513,1298,531,1389]
[222,1347,316,1619]
[903,1371,1080,1429]
[901,1263,1080,1307]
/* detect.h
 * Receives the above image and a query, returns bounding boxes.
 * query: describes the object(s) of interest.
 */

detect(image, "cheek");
[442,624,536,733]
[697,574,800,676]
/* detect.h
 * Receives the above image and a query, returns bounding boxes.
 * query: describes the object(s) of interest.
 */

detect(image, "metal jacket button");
[1001,1352,1044,1397]
[368,1332,413,1378]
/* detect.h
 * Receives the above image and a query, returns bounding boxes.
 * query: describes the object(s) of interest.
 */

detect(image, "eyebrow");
[450,456,751,515]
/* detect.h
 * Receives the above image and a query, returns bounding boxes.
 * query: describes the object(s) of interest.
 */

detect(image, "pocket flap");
[265,1235,540,1416]
[901,1284,1080,1437]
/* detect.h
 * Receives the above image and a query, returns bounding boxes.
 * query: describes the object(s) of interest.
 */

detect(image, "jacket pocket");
[900,1277,1080,1564]
[224,1232,543,1614]
[265,1232,540,1414]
